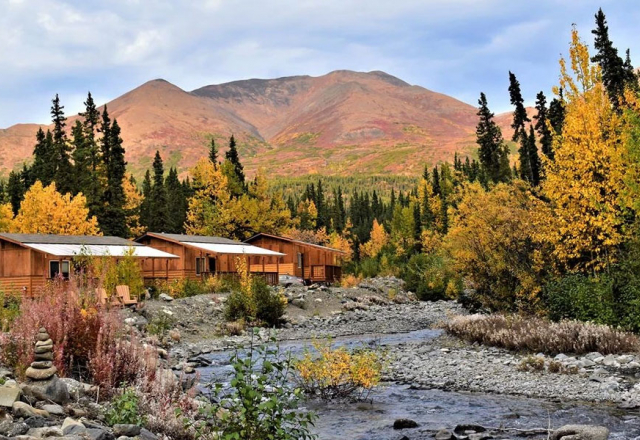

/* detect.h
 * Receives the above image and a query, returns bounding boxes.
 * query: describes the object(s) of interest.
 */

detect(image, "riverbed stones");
[393,419,418,429]
[25,329,56,381]
[12,402,49,419]
[435,429,455,440]
[113,424,141,437]
[551,424,609,440]
[0,383,21,408]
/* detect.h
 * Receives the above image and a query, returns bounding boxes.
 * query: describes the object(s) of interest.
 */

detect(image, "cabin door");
[208,257,216,274]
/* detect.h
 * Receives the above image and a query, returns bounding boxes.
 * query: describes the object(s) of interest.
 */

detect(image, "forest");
[0,9,639,331]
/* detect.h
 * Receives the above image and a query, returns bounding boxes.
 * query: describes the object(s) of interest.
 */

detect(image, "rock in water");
[551,425,610,440]
[393,419,419,429]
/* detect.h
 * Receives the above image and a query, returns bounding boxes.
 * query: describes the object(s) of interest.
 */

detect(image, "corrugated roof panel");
[0,233,143,246]
[183,242,285,256]
[150,233,241,245]
[22,243,178,258]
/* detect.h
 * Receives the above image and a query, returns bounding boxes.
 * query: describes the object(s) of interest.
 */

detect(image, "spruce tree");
[100,119,128,237]
[148,151,168,232]
[432,166,441,197]
[209,138,218,169]
[31,128,54,185]
[7,171,24,215]
[527,125,541,186]
[224,135,245,192]
[534,91,554,160]
[50,94,73,194]
[140,170,152,229]
[549,89,566,135]
[421,184,434,228]
[508,72,530,143]
[623,49,639,92]
[518,135,532,184]
[315,180,327,229]
[165,167,187,233]
[476,92,510,183]
[592,9,626,108]
[77,93,103,218]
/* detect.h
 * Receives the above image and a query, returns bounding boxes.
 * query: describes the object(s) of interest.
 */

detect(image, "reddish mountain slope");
[0,70,523,177]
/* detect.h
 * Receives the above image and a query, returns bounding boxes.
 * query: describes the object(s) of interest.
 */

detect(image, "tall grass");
[444,314,640,355]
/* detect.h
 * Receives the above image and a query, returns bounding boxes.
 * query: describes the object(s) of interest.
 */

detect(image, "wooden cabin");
[244,233,345,283]
[0,233,178,296]
[134,233,285,285]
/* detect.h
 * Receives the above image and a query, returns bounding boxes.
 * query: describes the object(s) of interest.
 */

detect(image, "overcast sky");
[0,0,638,127]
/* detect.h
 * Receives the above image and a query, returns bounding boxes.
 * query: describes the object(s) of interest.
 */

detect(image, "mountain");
[0,70,522,178]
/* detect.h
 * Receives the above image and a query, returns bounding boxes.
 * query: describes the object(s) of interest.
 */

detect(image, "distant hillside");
[0,70,523,178]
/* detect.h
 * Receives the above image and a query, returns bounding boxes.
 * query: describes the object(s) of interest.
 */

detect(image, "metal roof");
[147,233,241,245]
[182,242,285,256]
[21,243,178,258]
[244,233,347,254]
[0,233,144,246]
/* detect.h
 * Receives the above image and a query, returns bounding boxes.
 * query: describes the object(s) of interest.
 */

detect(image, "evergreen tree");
[432,166,441,197]
[7,171,24,215]
[315,180,327,229]
[50,94,73,194]
[100,117,128,236]
[224,135,245,193]
[518,134,532,184]
[76,92,103,215]
[476,92,511,183]
[165,167,187,234]
[140,170,152,229]
[508,71,530,143]
[623,49,639,92]
[591,8,626,108]
[209,138,219,169]
[534,91,554,160]
[148,151,168,232]
[31,128,54,185]
[549,89,566,135]
[527,125,541,186]
[413,202,422,242]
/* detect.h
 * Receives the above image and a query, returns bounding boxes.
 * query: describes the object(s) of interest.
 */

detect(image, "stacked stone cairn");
[25,327,57,381]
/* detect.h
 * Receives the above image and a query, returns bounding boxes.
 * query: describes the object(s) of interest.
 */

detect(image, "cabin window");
[195,258,204,275]
[49,260,70,279]
[297,252,303,269]
[208,257,216,273]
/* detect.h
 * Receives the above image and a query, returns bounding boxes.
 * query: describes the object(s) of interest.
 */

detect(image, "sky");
[0,0,639,127]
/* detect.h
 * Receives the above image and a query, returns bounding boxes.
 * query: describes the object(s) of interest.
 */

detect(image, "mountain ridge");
[0,70,521,177]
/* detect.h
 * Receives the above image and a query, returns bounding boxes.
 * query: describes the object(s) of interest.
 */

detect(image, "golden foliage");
[537,29,631,272]
[359,219,388,258]
[123,175,145,238]
[12,181,100,235]
[0,204,13,233]
[446,181,542,312]
[294,339,385,400]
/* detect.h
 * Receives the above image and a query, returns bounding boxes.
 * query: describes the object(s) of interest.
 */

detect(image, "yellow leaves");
[294,339,384,400]
[12,181,100,235]
[539,29,629,272]
[359,219,388,258]
[122,175,145,238]
[0,203,13,233]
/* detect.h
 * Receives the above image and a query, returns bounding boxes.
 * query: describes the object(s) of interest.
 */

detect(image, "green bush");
[202,332,317,440]
[358,258,380,278]
[253,279,286,327]
[224,291,254,323]
[105,387,145,427]
[146,313,176,338]
[544,274,617,325]
[402,253,461,301]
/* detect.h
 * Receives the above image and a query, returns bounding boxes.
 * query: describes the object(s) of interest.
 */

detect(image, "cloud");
[0,0,638,125]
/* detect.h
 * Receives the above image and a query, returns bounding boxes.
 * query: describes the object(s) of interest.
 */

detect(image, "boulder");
[0,384,21,408]
[23,376,70,404]
[12,402,49,419]
[113,424,141,437]
[159,293,174,302]
[551,425,609,440]
[138,428,159,440]
[454,424,487,435]
[26,426,63,437]
[393,419,419,430]
[0,420,29,437]
[61,418,85,436]
[60,378,96,400]
[23,417,46,428]
[40,404,65,416]
[435,429,455,440]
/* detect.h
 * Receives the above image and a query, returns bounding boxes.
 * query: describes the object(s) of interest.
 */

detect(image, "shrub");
[105,387,146,427]
[0,290,20,332]
[202,332,317,440]
[402,253,461,301]
[253,279,286,327]
[294,339,385,401]
[224,260,286,327]
[544,274,617,325]
[146,313,176,339]
[0,275,157,395]
[358,258,380,278]
[444,314,640,355]
[517,356,544,372]
[340,274,361,288]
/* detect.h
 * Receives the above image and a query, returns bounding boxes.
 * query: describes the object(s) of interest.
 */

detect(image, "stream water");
[196,330,640,439]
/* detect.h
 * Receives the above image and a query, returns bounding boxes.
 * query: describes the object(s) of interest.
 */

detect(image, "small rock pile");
[25,327,56,381]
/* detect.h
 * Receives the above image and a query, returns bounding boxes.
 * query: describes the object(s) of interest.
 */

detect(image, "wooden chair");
[116,285,138,306]
[96,288,122,307]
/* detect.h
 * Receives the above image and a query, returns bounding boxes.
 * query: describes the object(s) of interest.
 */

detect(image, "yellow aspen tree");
[0,204,13,232]
[12,181,100,235]
[123,175,145,238]
[359,219,388,258]
[535,28,629,272]
[184,158,231,236]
